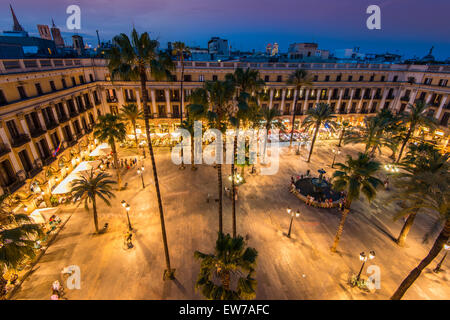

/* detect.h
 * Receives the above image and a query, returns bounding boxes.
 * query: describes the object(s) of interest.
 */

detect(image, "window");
[370,75,374,82]
[17,86,27,99]
[0,89,7,106]
[348,75,353,82]
[212,75,218,81]
[336,74,341,82]
[184,75,192,82]
[71,77,76,86]
[50,81,56,92]
[325,75,330,82]
[264,75,270,82]
[393,75,398,82]
[277,75,282,82]
[380,76,385,82]
[6,120,19,138]
[313,75,318,82]
[89,74,94,82]
[35,83,43,95]
[359,75,364,81]
[61,78,67,89]
[438,79,448,87]
[199,75,205,82]
[79,75,85,84]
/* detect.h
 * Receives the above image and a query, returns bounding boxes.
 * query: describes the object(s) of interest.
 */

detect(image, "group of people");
[50,280,65,300]
[101,157,139,170]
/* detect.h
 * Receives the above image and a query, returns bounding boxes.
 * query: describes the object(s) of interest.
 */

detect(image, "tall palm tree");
[302,103,335,162]
[344,116,389,157]
[194,232,258,300]
[70,170,116,233]
[331,153,382,252]
[0,194,42,296]
[390,172,449,300]
[108,28,175,279]
[286,69,311,147]
[94,114,126,189]
[337,120,350,147]
[179,119,196,171]
[226,68,264,237]
[120,103,143,151]
[392,144,449,247]
[261,106,285,158]
[396,100,436,163]
[188,80,236,234]
[172,41,191,123]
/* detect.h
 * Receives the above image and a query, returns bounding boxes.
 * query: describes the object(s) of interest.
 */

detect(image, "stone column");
[165,89,171,117]
[303,88,310,113]
[135,89,142,111]
[337,88,343,113]
[327,88,332,105]
[436,95,448,120]
[356,89,365,113]
[368,89,375,113]
[269,89,274,109]
[291,89,298,114]
[346,88,354,113]
[150,89,157,117]
[18,118,39,160]
[117,88,125,106]
[280,89,286,114]
[379,88,389,110]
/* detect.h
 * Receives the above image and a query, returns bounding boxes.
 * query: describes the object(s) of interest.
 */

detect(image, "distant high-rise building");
[266,43,272,55]
[51,19,65,48]
[208,37,229,59]
[72,35,85,55]
[37,25,52,40]
[272,43,279,56]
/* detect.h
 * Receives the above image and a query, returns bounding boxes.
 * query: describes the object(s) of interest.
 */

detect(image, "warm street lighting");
[331,148,341,168]
[433,243,449,273]
[121,200,133,231]
[356,250,376,282]
[286,208,300,238]
[137,166,145,188]
[384,164,399,173]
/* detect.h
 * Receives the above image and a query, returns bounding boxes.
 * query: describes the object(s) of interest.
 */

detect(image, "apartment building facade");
[0,57,449,201]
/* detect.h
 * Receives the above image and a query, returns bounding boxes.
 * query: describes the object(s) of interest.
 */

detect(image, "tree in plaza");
[390,166,449,299]
[179,119,197,171]
[172,41,191,123]
[70,170,116,233]
[108,28,175,279]
[0,194,43,297]
[120,103,143,151]
[396,100,436,163]
[188,80,237,234]
[337,120,350,147]
[302,103,336,162]
[286,69,312,148]
[94,114,126,190]
[331,153,382,252]
[391,143,449,247]
[226,68,264,237]
[261,106,285,157]
[194,232,258,300]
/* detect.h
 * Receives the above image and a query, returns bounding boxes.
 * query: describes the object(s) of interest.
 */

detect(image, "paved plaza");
[12,141,450,300]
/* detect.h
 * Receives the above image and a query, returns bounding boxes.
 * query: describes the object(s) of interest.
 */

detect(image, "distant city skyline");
[1,0,449,59]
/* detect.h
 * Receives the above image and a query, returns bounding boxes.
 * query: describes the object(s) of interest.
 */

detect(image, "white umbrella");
[72,160,101,173]
[89,143,111,157]
[51,172,82,194]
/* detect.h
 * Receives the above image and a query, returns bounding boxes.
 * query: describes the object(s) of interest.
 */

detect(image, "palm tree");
[331,153,382,252]
[344,117,387,157]
[396,100,436,163]
[337,120,350,147]
[390,172,449,299]
[286,69,311,147]
[0,195,42,296]
[261,106,285,158]
[392,144,449,247]
[302,103,335,162]
[94,114,126,189]
[108,28,175,279]
[188,80,236,234]
[70,170,116,233]
[120,103,143,151]
[226,68,264,237]
[179,119,196,171]
[172,41,191,123]
[194,232,258,300]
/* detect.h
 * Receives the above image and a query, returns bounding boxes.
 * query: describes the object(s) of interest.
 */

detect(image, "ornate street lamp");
[286,208,301,238]
[137,166,145,189]
[433,243,449,273]
[356,250,375,282]
[331,148,341,168]
[121,200,133,231]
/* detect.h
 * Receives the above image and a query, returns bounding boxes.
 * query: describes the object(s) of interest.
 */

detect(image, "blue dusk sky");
[1,0,449,59]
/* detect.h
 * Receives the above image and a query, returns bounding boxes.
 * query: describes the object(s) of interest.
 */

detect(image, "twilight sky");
[1,0,449,59]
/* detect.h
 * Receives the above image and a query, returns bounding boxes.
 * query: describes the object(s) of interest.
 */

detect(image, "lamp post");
[286,208,300,238]
[137,166,145,189]
[331,148,341,168]
[356,250,375,282]
[121,200,133,231]
[433,243,449,273]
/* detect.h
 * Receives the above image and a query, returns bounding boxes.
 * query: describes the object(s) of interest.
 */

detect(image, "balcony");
[401,96,410,101]
[386,95,395,99]
[42,155,56,166]
[11,134,31,148]
[0,143,11,157]
[26,165,42,179]
[45,121,59,130]
[106,97,118,103]
[29,127,47,138]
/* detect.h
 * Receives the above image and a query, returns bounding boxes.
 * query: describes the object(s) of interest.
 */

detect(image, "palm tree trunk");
[180,56,184,123]
[391,219,450,300]
[331,206,350,252]
[307,123,320,163]
[231,123,239,238]
[132,121,139,151]
[140,69,173,279]
[190,135,196,170]
[396,212,417,247]
[217,163,223,234]
[338,127,345,147]
[289,95,298,148]
[111,140,121,189]
[397,126,413,163]
[92,197,99,233]
[222,271,231,291]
